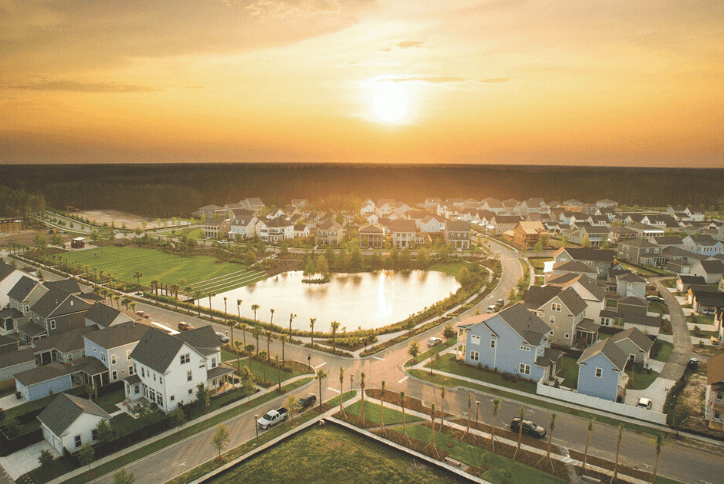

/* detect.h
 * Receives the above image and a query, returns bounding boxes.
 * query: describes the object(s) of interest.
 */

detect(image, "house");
[293,224,310,238]
[359,225,384,249]
[229,214,258,241]
[512,221,547,248]
[490,215,523,235]
[38,393,111,455]
[291,199,308,208]
[84,302,133,329]
[456,304,562,382]
[618,296,649,315]
[577,338,628,402]
[32,325,99,366]
[522,285,592,348]
[685,206,706,222]
[683,235,723,256]
[481,198,504,214]
[546,260,599,282]
[15,363,74,402]
[241,198,265,213]
[200,218,230,239]
[85,321,149,384]
[0,307,24,334]
[621,313,662,337]
[596,199,618,208]
[676,274,706,293]
[616,273,647,299]
[705,353,724,430]
[197,204,224,220]
[568,224,610,248]
[547,274,607,322]
[0,261,30,309]
[390,220,417,248]
[257,216,293,242]
[0,348,36,382]
[609,327,654,366]
[24,287,91,340]
[690,291,724,315]
[445,220,471,250]
[315,219,344,246]
[628,222,665,241]
[552,247,615,277]
[0,216,22,234]
[8,275,46,315]
[608,226,638,244]
[419,215,446,233]
[616,239,665,266]
[690,259,724,284]
[124,326,235,414]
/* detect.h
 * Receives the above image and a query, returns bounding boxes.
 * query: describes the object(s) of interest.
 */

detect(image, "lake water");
[201,270,460,332]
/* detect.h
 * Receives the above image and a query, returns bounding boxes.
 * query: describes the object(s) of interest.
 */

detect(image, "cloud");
[478,77,510,83]
[9,81,156,93]
[396,41,424,49]
[392,76,465,84]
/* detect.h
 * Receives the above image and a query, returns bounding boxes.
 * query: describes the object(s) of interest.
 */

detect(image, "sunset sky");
[1,0,722,166]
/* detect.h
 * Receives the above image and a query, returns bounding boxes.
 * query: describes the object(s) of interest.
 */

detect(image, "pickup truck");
[257,407,288,430]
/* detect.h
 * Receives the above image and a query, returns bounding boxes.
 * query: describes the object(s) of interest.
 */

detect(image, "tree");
[581,235,591,248]
[171,284,181,308]
[613,423,624,481]
[582,417,595,474]
[239,322,248,346]
[265,330,274,355]
[514,406,525,460]
[133,271,143,289]
[270,308,275,326]
[95,418,115,444]
[652,434,663,483]
[561,236,569,247]
[338,367,345,415]
[39,449,54,472]
[330,321,340,354]
[360,372,366,425]
[287,394,297,422]
[278,334,288,365]
[462,393,472,442]
[113,469,135,484]
[275,355,281,390]
[417,247,429,268]
[400,391,409,440]
[601,240,610,250]
[309,318,316,346]
[303,261,315,278]
[380,381,386,433]
[429,403,438,457]
[289,313,297,341]
[169,407,186,428]
[399,248,412,268]
[244,344,255,360]
[244,251,256,266]
[439,386,446,431]
[251,327,262,356]
[79,442,95,470]
[350,245,363,269]
[316,369,327,410]
[196,383,211,411]
[534,239,544,253]
[408,341,420,362]
[316,256,329,277]
[251,304,260,320]
[491,398,501,452]
[237,298,242,322]
[211,424,230,459]
[443,322,456,340]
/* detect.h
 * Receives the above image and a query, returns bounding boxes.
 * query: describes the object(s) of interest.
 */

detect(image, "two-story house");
[8,276,46,316]
[547,274,606,322]
[84,302,134,329]
[706,353,724,430]
[512,221,546,248]
[445,220,471,250]
[683,235,723,256]
[419,215,446,233]
[125,326,234,413]
[456,303,562,382]
[85,321,149,384]
[359,225,384,249]
[577,338,628,402]
[523,285,592,348]
[390,220,417,248]
[0,261,31,310]
[200,218,230,239]
[616,239,665,266]
[616,273,647,299]
[20,287,91,343]
[229,213,258,241]
[257,216,293,242]
[315,219,344,246]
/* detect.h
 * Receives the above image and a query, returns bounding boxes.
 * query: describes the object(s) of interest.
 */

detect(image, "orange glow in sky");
[1,0,722,166]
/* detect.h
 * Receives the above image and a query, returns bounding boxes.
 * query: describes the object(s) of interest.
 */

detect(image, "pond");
[200,270,460,332]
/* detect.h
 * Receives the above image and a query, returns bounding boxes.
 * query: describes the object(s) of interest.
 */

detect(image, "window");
[127,350,132,360]
[170,395,175,402]
[470,351,479,362]
[67,354,73,361]
[549,330,554,335]
[595,368,603,378]
[112,370,117,381]
[134,363,137,373]
[101,353,106,362]
[129,365,134,375]
[134,385,140,395]
[157,395,164,406]
[490,340,496,349]
[92,429,98,441]
[211,357,217,368]
[153,373,156,381]
[81,350,85,357]
[551,303,561,312]
[188,388,193,395]
[50,320,56,330]
[471,335,480,345]
[141,367,145,377]
[75,435,82,448]
[550,316,555,325]
[159,376,162,384]
[629,355,635,361]
[564,333,570,340]
[520,345,530,351]
[519,363,531,375]
[180,353,190,364]
[150,389,155,400]
[111,354,117,365]
[93,347,97,353]
[187,370,192,382]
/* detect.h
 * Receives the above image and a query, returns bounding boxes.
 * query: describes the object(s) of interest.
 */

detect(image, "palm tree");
[194,291,203,317]
[439,386,446,431]
[429,403,438,458]
[360,372,366,425]
[652,434,663,483]
[538,413,557,468]
[338,367,345,416]
[492,398,501,452]
[582,417,595,474]
[208,292,216,313]
[133,271,143,290]
[237,299,242,320]
[121,297,131,310]
[234,340,243,374]
[289,313,297,341]
[112,294,121,309]
[514,406,525,460]
[270,308,275,326]
[613,423,624,482]
[278,335,288,366]
[463,393,472,442]
[380,381,386,433]
[245,344,255,358]
[128,302,137,314]
[316,369,327,411]
[251,304,260,320]
[171,284,181,309]
[265,331,274,355]
[251,327,261,356]
[309,318,316,346]
[223,297,228,324]
[330,321,340,354]
[287,395,297,422]
[400,391,410,443]
[275,355,281,390]
[100,288,109,303]
[151,280,159,295]
[240,323,248,346]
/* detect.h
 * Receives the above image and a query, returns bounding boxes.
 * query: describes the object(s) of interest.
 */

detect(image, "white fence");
[536,382,667,425]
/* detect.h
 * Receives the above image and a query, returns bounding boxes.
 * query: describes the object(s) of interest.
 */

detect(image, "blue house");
[577,338,628,401]
[456,303,563,382]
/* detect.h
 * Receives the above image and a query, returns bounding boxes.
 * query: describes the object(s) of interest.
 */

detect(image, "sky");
[1,0,723,167]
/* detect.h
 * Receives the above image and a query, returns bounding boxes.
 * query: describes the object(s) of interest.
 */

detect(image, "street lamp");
[475,400,480,426]
[254,415,259,444]
[307,354,311,369]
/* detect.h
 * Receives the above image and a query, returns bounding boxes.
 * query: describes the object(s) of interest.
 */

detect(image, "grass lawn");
[651,340,674,362]
[648,301,669,315]
[625,366,659,391]
[660,318,673,335]
[96,388,126,413]
[60,245,248,287]
[395,425,568,484]
[207,424,467,484]
[343,400,422,426]
[687,314,715,326]
[111,410,168,435]
[429,262,464,278]
[690,328,719,338]
[558,356,579,389]
[222,357,310,383]
[423,354,537,394]
[661,279,677,289]
[406,337,457,367]
[528,257,553,272]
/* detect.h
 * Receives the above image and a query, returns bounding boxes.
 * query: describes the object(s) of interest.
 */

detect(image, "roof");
[44,279,82,295]
[0,262,16,282]
[622,313,662,328]
[0,348,35,370]
[18,320,47,338]
[317,219,342,231]
[201,218,226,227]
[552,260,598,274]
[617,273,647,284]
[359,224,383,234]
[207,364,236,379]
[0,307,24,319]
[175,325,222,356]
[85,302,125,327]
[515,221,546,235]
[576,318,600,332]
[696,260,724,275]
[71,356,109,376]
[14,363,73,386]
[619,238,657,249]
[446,220,471,232]
[535,347,564,368]
[33,325,99,354]
[31,287,90,320]
[389,220,417,233]
[557,247,615,262]
[618,296,648,307]
[557,287,589,315]
[123,374,141,385]
[8,276,39,302]
[579,338,628,371]
[493,215,523,224]
[131,326,220,374]
[0,335,17,348]
[652,236,684,246]
[38,393,110,437]
[85,321,149,349]
[677,275,706,285]
[610,327,654,353]
[687,235,720,246]
[497,303,551,346]
[708,354,724,386]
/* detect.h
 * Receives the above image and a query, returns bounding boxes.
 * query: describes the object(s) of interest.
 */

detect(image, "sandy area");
[75,209,189,230]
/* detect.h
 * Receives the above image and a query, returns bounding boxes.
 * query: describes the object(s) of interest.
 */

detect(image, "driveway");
[653,279,692,381]
[0,440,58,480]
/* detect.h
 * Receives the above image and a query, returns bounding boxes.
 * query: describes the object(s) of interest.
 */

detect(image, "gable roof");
[695,259,724,275]
[446,220,471,232]
[515,221,546,234]
[359,224,383,234]
[552,260,598,274]
[555,247,615,262]
[38,393,110,437]
[8,276,40,302]
[85,302,129,328]
[677,275,706,285]
[686,234,720,246]
[610,327,654,354]
[708,354,724,386]
[0,348,35,370]
[497,303,551,346]
[0,262,16,282]
[15,363,73,386]
[131,325,220,374]
[617,273,647,284]
[44,279,82,295]
[85,321,150,350]
[389,220,417,233]
[33,325,99,354]
[31,289,91,320]
[579,338,627,371]
[618,296,648,307]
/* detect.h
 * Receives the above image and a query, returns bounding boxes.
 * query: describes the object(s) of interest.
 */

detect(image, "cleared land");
[207,425,467,484]
[60,245,264,289]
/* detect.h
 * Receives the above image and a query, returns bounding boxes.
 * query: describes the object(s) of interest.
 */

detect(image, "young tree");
[169,407,186,428]
[79,442,95,470]
[211,424,230,459]
[330,321,340,354]
[491,397,501,451]
[652,434,663,483]
[416,247,429,268]
[360,372,366,425]
[338,367,346,416]
[275,355,281,391]
[95,418,115,445]
[251,327,261,356]
[316,369,327,411]
[613,423,624,481]
[288,313,297,341]
[379,381,386,433]
[443,322,456,340]
[251,304,260,320]
[408,341,420,362]
[581,235,591,248]
[196,383,210,411]
[270,308,275,326]
[278,334,288,365]
[462,393,472,442]
[309,318,316,346]
[113,469,135,484]
[133,271,143,289]
[38,449,54,472]
[287,394,297,422]
[513,406,525,460]
[439,386,446,431]
[400,391,409,442]
[582,417,595,474]
[429,403,438,458]
[239,322,248,346]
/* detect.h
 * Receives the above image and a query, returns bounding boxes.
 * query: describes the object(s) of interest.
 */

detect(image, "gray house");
[610,327,654,366]
[84,302,133,329]
[577,338,628,402]
[15,363,74,402]
[456,303,562,383]
[32,325,99,366]
[84,321,149,384]
[0,348,36,382]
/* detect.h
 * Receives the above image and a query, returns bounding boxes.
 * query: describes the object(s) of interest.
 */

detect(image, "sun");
[373,83,407,122]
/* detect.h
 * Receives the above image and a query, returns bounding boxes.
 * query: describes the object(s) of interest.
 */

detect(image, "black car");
[294,393,317,411]
[509,418,546,439]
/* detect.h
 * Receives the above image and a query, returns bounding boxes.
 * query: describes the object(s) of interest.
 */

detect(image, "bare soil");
[76,209,150,230]
[675,370,724,438]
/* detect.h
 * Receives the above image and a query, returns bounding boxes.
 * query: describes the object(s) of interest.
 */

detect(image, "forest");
[1,163,722,218]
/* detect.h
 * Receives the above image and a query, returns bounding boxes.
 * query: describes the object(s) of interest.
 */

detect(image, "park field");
[60,246,249,288]
[207,424,467,484]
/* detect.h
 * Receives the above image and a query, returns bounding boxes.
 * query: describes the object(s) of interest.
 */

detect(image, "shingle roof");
[579,338,627,371]
[618,296,648,307]
[0,262,16,282]
[44,279,82,295]
[30,287,90,320]
[619,238,657,249]
[359,224,383,234]
[8,276,39,302]
[707,354,724,386]
[38,393,110,437]
[697,260,724,275]
[389,220,417,233]
[446,220,471,232]
[617,273,647,284]
[557,247,615,262]
[131,326,220,374]
[14,363,73,386]
[557,287,589,315]
[18,320,47,338]
[497,303,551,346]
[677,275,705,285]
[621,313,661,328]
[0,348,35,370]
[33,325,99,354]
[85,321,149,350]
[610,327,654,353]
[576,318,600,332]
[552,260,598,274]
[687,235,720,246]
[85,302,125,327]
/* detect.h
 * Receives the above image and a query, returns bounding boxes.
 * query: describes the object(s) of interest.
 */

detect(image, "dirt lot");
[675,369,724,438]
[76,209,151,230]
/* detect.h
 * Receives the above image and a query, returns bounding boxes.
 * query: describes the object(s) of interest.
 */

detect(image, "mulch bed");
[365,389,453,420]
[568,449,651,481]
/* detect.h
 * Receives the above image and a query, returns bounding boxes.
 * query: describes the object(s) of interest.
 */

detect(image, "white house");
[38,393,111,455]
[0,261,31,310]
[125,326,234,414]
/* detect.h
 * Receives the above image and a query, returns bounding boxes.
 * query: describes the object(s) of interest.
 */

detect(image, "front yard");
[651,340,674,362]
[624,365,659,391]
[422,354,538,394]
[557,355,579,389]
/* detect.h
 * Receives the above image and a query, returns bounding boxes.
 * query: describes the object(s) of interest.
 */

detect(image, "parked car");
[257,407,288,430]
[427,337,443,347]
[294,393,317,411]
[495,299,505,309]
[636,398,653,410]
[646,295,664,303]
[509,418,546,439]
[178,322,194,331]
[487,305,496,313]
[135,310,149,319]
[701,309,715,316]
[216,332,229,344]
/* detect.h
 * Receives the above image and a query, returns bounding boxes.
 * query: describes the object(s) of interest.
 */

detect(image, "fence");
[536,382,667,425]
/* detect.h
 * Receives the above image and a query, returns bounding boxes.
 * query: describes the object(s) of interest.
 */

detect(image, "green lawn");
[96,387,126,413]
[687,314,715,326]
[651,340,674,362]
[558,355,579,389]
[395,425,568,484]
[423,354,537,394]
[111,410,168,435]
[59,245,248,287]
[429,262,465,278]
[528,257,553,272]
[207,424,467,484]
[221,357,311,383]
[625,365,659,391]
[343,400,422,426]
[648,301,669,315]
[406,337,457,367]
[661,279,677,289]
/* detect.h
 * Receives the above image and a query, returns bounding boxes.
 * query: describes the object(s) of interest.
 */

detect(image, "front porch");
[574,318,601,350]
